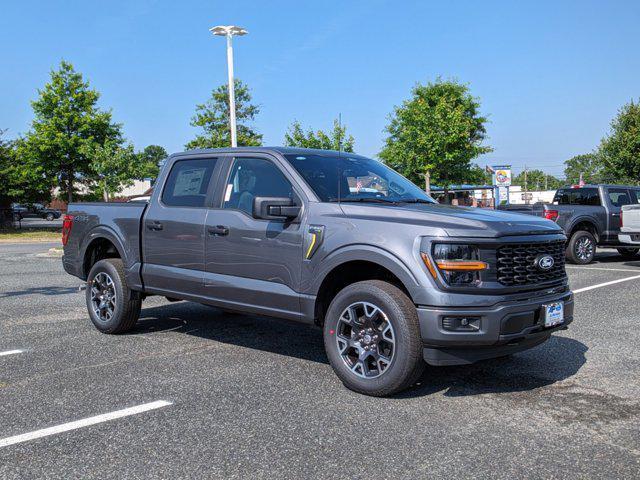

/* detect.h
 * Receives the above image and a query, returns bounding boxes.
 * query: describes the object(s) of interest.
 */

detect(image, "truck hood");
[339,203,563,238]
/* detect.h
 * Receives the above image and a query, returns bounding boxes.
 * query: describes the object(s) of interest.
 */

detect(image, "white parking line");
[0,350,23,357]
[573,274,640,294]
[0,400,172,448]
[566,266,640,273]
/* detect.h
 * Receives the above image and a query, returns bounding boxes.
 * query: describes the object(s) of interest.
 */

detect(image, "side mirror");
[252,197,301,220]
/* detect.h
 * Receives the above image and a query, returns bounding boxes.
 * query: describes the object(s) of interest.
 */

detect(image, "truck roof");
[169,146,367,158]
[557,184,640,189]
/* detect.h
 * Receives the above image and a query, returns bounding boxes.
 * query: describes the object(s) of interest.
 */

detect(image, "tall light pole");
[210,25,248,148]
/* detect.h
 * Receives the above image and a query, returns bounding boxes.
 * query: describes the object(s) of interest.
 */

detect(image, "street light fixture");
[210,25,248,148]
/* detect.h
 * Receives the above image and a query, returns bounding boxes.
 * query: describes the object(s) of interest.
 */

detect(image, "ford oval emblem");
[535,254,555,271]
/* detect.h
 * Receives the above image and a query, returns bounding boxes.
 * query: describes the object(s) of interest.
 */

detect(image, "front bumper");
[417,291,574,366]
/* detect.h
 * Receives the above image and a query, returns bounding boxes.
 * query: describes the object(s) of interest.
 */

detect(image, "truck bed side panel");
[62,202,147,290]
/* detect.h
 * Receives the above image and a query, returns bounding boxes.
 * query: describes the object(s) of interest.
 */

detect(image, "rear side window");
[553,188,600,206]
[162,158,217,207]
[607,188,634,207]
[631,189,640,203]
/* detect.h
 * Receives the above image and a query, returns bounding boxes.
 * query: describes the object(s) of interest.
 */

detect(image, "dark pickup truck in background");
[62,147,573,396]
[500,184,640,264]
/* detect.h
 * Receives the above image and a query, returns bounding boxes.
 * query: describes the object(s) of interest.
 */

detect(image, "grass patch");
[0,228,62,243]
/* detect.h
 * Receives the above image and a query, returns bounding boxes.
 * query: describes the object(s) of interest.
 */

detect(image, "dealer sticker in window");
[543,301,564,327]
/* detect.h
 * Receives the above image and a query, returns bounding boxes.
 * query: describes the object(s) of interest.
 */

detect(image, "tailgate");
[622,205,640,232]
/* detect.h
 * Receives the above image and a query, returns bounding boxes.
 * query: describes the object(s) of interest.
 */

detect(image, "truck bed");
[62,202,148,285]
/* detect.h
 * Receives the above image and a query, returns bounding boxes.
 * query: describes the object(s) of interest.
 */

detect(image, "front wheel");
[323,280,424,397]
[617,247,640,260]
[45,213,54,221]
[566,231,596,264]
[86,258,142,334]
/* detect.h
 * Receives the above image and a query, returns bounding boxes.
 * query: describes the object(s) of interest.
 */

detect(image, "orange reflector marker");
[420,252,438,279]
[435,260,488,271]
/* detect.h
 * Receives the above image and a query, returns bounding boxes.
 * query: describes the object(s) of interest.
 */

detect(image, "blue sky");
[2,0,639,178]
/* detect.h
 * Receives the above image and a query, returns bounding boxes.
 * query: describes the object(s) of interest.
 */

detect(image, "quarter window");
[161,158,217,207]
[223,157,293,215]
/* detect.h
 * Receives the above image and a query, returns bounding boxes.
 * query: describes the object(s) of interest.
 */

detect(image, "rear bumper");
[619,233,640,245]
[417,291,574,366]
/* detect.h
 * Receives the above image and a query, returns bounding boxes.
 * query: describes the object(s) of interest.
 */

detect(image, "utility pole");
[545,174,548,191]
[210,25,248,148]
[425,170,431,195]
[524,165,529,205]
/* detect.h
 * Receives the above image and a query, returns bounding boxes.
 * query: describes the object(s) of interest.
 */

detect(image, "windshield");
[283,154,435,204]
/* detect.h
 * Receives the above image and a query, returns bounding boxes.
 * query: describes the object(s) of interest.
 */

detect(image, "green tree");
[136,145,168,181]
[564,153,603,185]
[82,141,139,202]
[1,130,51,207]
[512,169,563,190]
[17,61,123,203]
[599,100,640,184]
[284,119,355,152]
[379,79,492,189]
[186,79,262,150]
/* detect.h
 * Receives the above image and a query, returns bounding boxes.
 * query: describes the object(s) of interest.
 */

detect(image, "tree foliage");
[564,153,604,185]
[284,119,355,152]
[136,145,167,181]
[0,129,51,206]
[379,79,492,188]
[82,141,139,201]
[512,169,563,190]
[186,79,262,150]
[599,100,640,184]
[17,61,123,202]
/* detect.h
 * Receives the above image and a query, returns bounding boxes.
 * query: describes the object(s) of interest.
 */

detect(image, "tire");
[566,231,596,264]
[45,213,54,221]
[617,247,640,260]
[323,280,424,397]
[86,258,142,334]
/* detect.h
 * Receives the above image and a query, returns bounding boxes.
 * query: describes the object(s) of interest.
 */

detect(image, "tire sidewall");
[323,282,420,394]
[86,259,127,333]
[568,231,596,264]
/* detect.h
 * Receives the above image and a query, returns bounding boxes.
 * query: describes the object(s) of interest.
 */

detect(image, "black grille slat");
[495,240,566,287]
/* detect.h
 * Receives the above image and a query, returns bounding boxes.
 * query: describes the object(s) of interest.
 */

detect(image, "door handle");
[208,225,229,236]
[612,213,620,217]
[146,221,163,231]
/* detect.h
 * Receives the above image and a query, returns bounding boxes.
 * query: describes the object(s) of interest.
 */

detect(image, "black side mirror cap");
[252,197,301,220]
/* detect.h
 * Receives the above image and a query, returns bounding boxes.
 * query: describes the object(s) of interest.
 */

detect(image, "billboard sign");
[492,166,512,186]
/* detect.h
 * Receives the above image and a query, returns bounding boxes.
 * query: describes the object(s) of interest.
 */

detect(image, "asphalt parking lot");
[1,242,639,479]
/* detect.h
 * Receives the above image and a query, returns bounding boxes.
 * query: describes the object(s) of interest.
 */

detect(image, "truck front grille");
[496,240,566,286]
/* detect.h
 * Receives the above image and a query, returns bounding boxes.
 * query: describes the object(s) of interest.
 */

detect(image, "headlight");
[422,244,487,286]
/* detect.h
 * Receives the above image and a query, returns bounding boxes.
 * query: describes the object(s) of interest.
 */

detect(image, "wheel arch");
[309,245,421,326]
[567,217,600,242]
[80,227,127,279]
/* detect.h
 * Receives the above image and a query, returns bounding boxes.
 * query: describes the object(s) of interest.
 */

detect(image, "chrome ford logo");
[535,255,555,271]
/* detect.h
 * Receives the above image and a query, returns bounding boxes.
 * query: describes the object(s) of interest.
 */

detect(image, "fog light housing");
[442,316,481,332]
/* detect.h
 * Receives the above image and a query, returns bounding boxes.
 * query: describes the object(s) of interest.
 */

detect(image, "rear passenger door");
[203,154,305,318]
[142,156,221,298]
[606,187,635,233]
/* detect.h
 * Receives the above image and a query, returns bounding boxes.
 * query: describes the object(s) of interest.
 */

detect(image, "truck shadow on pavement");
[0,285,79,298]
[134,301,588,399]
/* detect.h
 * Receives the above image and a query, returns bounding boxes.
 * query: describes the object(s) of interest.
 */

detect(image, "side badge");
[305,225,325,260]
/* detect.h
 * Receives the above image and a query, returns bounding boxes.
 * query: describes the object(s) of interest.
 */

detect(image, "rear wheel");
[45,213,54,221]
[566,231,596,264]
[86,258,142,334]
[323,280,424,397]
[617,247,640,260]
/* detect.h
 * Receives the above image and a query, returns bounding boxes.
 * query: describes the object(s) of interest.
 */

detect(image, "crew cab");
[62,147,574,396]
[501,185,640,264]
[12,203,62,221]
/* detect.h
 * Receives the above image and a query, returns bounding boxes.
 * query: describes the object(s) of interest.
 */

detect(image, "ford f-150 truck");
[62,147,574,396]
[501,184,640,264]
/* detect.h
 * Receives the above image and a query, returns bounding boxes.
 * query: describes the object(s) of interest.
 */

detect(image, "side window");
[554,188,600,205]
[629,189,640,204]
[161,158,217,207]
[607,188,633,207]
[222,157,293,215]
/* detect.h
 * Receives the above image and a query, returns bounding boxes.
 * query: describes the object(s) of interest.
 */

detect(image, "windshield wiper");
[328,197,400,205]
[398,198,435,204]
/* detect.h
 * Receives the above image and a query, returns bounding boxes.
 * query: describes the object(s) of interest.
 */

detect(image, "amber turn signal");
[435,260,488,271]
[420,252,438,279]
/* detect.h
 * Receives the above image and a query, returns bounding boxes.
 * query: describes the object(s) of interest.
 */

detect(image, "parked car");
[619,204,640,246]
[11,203,62,221]
[499,185,640,264]
[61,147,573,396]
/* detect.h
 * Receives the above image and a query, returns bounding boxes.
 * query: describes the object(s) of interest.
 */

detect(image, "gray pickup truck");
[501,184,640,264]
[62,147,574,396]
